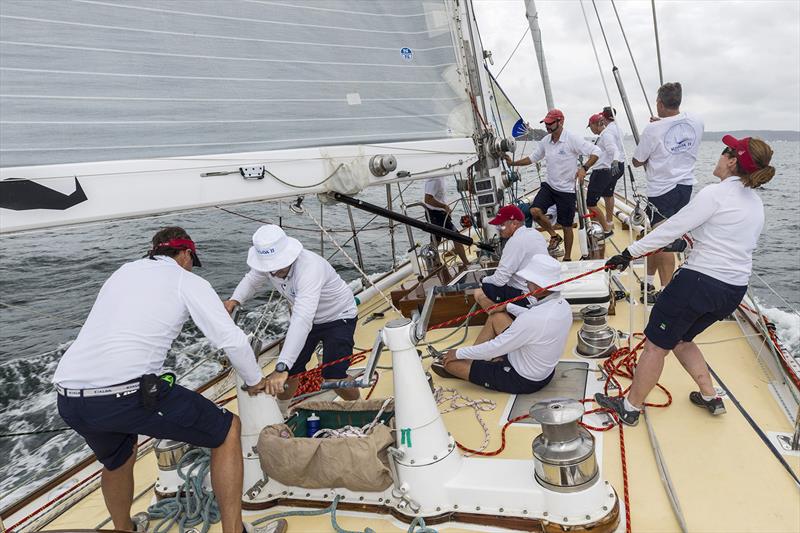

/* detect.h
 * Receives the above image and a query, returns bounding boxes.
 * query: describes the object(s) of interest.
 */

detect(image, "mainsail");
[0,0,479,232]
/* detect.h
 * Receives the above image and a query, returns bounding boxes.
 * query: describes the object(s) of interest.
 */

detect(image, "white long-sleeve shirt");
[606,121,625,160]
[632,112,704,197]
[593,126,622,170]
[481,227,548,291]
[456,293,572,381]
[628,176,763,286]
[528,129,602,192]
[53,256,262,388]
[231,249,357,368]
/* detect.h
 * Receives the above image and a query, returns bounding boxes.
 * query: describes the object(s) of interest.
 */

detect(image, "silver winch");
[576,305,617,358]
[530,399,599,493]
[154,439,193,497]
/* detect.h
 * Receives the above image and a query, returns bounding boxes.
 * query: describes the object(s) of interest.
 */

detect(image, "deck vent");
[530,399,598,493]
[576,305,617,358]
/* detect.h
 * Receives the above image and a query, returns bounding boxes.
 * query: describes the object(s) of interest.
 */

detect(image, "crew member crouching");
[432,255,572,394]
[225,225,359,411]
[473,205,547,312]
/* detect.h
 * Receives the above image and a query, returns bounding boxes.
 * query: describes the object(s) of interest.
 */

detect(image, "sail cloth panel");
[486,69,525,140]
[0,0,470,167]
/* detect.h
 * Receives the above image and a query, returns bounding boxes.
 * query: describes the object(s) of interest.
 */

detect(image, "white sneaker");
[244,519,288,533]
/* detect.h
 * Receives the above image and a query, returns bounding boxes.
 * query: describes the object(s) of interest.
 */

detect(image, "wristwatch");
[582,164,590,172]
[275,362,289,373]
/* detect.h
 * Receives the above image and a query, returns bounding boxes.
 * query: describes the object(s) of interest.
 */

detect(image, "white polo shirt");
[528,129,601,193]
[593,126,622,170]
[231,249,357,368]
[628,176,763,286]
[423,177,447,212]
[456,293,572,381]
[606,121,625,161]
[632,112,704,197]
[53,256,263,389]
[481,226,548,291]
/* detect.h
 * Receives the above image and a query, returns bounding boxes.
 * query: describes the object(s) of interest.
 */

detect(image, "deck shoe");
[689,391,727,415]
[547,234,564,255]
[603,230,614,239]
[639,282,660,304]
[594,393,640,426]
[245,519,288,533]
[430,361,456,379]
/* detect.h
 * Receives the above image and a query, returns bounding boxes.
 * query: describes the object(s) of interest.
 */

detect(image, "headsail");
[0,0,476,232]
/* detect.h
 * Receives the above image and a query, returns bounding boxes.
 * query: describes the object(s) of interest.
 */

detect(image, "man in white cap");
[224,225,359,405]
[431,255,572,394]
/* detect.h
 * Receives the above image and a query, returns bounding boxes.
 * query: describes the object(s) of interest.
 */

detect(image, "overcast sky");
[472,0,800,134]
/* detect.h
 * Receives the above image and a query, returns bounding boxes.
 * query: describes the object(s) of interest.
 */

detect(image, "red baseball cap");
[489,205,525,225]
[540,109,564,124]
[587,113,604,127]
[722,135,759,174]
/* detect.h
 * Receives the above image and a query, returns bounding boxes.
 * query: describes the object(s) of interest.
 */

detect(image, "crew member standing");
[632,82,704,300]
[586,113,621,237]
[506,109,601,261]
[423,176,470,267]
[595,136,774,426]
[601,106,626,225]
[54,227,267,533]
[225,225,360,411]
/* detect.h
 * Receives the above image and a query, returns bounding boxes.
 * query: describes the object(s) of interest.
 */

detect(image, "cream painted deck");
[43,219,800,533]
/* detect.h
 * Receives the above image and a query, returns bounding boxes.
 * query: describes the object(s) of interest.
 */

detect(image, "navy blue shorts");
[289,318,357,379]
[481,281,530,308]
[515,201,535,228]
[531,183,576,227]
[647,184,692,225]
[426,208,457,244]
[57,380,233,470]
[645,269,747,350]
[469,355,555,394]
[586,168,615,207]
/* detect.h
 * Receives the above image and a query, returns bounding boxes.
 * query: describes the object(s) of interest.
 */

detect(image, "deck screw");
[499,508,504,513]
[586,515,591,520]
[436,507,441,512]
[454,504,459,509]
[306,493,311,497]
[289,492,293,496]
[564,517,569,522]
[475,506,480,511]
[360,496,364,501]
[411,459,415,464]
[543,512,548,517]
[523,510,528,515]
[602,506,608,511]
[379,498,384,502]
[433,455,438,460]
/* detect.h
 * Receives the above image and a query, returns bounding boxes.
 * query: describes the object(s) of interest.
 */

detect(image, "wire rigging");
[610,0,654,116]
[495,27,530,79]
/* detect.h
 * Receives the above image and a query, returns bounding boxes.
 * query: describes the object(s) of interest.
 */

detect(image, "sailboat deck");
[40,220,800,533]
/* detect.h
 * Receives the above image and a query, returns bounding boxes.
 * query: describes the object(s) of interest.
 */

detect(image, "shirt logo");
[664,123,697,154]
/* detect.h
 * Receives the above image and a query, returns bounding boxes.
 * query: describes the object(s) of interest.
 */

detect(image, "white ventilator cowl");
[516,254,562,288]
[246,224,303,272]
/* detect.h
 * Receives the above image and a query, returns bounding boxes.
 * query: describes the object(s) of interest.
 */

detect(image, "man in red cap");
[506,109,600,261]
[587,113,622,237]
[473,204,547,312]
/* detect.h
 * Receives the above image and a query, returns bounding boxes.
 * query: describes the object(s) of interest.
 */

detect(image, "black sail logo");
[0,177,87,211]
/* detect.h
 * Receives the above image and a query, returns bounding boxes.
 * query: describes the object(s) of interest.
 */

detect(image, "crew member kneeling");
[432,255,571,394]
[225,225,359,408]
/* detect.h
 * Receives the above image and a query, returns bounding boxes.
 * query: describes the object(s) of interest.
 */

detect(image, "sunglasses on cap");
[722,147,737,157]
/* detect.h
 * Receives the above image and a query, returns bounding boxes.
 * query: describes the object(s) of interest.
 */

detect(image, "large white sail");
[0,0,478,232]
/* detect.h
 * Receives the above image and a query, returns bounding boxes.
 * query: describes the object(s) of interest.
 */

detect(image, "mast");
[525,0,555,110]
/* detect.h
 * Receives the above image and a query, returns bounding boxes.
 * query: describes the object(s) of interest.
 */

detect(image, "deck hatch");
[507,361,590,424]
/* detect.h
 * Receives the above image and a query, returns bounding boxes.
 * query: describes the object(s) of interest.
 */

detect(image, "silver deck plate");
[508,361,590,424]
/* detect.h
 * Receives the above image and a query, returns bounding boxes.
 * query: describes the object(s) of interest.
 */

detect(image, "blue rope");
[147,448,220,533]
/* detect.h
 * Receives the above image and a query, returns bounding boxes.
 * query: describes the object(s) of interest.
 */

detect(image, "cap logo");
[257,246,277,256]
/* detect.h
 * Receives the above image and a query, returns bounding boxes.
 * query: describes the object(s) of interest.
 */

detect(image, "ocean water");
[1,140,798,509]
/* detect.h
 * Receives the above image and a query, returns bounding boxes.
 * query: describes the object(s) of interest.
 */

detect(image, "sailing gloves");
[606,249,633,271]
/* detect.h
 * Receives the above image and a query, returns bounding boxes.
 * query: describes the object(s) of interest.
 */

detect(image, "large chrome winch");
[530,399,599,493]
[576,305,617,358]
[154,439,193,497]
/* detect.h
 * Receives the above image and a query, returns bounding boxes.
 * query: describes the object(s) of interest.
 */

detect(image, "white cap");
[246,225,303,272]
[516,254,561,288]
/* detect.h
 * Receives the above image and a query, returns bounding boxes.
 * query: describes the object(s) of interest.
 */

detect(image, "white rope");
[434,385,495,454]
[312,398,394,439]
[303,208,400,314]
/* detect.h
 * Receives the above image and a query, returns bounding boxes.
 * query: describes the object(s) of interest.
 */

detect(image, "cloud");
[473,0,800,133]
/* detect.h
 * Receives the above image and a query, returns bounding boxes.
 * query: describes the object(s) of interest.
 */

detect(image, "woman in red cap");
[595,136,775,426]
